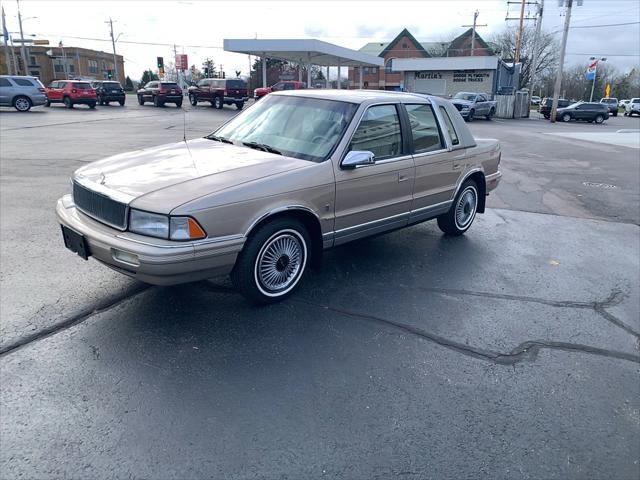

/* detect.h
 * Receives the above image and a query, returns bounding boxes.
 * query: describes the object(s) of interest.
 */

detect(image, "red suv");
[45,80,97,109]
[254,81,306,100]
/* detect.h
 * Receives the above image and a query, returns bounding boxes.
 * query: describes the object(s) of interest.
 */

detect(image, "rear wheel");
[45,99,51,107]
[63,96,73,109]
[189,94,197,106]
[485,108,495,120]
[175,99,183,108]
[153,96,163,107]
[612,110,618,117]
[235,101,244,110]
[98,96,104,106]
[213,95,223,109]
[437,179,479,236]
[594,114,605,124]
[231,218,310,304]
[562,113,571,122]
[89,103,96,109]
[13,95,32,112]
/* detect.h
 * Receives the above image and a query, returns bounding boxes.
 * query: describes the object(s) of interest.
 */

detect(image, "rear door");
[476,94,488,115]
[404,103,460,222]
[0,77,12,105]
[332,103,415,244]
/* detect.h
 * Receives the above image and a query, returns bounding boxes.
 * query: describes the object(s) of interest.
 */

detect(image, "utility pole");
[527,0,544,103]
[16,0,27,74]
[2,6,14,75]
[59,41,68,80]
[105,18,119,82]
[173,43,179,84]
[506,1,537,63]
[550,0,574,122]
[462,10,487,56]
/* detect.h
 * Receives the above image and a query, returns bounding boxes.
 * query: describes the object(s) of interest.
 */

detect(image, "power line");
[569,20,640,28]
[565,52,640,57]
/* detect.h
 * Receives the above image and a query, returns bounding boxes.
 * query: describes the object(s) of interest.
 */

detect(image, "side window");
[405,104,444,153]
[477,95,486,102]
[283,83,295,90]
[439,106,459,146]
[59,82,67,89]
[272,82,284,91]
[13,78,34,87]
[349,104,402,160]
[0,78,12,87]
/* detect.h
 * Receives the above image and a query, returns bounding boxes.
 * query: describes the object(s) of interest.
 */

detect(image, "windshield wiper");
[242,141,282,155]
[205,134,233,144]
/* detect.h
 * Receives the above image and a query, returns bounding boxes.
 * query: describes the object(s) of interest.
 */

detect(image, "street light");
[588,56,606,102]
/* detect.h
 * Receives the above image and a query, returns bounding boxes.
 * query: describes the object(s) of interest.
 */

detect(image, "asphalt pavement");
[1,100,639,479]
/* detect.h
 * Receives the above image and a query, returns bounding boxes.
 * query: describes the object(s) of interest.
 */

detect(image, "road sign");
[33,39,49,45]
[175,54,188,71]
[605,84,611,98]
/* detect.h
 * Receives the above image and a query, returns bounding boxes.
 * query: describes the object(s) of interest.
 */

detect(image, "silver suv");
[0,75,47,112]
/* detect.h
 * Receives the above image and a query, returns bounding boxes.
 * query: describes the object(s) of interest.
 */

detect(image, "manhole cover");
[582,181,617,189]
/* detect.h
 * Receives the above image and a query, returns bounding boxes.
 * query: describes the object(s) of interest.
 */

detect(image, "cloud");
[304,26,327,37]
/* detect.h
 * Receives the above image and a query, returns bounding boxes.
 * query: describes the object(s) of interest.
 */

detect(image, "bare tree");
[489,25,559,89]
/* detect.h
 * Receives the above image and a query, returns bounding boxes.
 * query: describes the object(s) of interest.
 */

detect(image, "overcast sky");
[2,0,639,80]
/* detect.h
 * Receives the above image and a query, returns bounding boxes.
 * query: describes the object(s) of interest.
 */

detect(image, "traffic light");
[204,67,209,78]
[157,56,164,69]
[107,69,113,79]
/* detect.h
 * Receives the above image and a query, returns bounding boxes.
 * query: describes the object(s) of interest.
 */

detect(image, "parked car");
[45,80,97,109]
[624,98,640,116]
[599,97,619,116]
[555,102,609,123]
[530,95,541,105]
[539,97,571,119]
[450,92,497,121]
[0,75,47,111]
[254,80,306,100]
[56,90,501,304]
[137,81,183,107]
[619,99,630,108]
[188,78,248,110]
[91,80,125,106]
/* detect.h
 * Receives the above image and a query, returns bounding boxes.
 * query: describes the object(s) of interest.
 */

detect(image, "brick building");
[0,44,125,85]
[348,28,494,90]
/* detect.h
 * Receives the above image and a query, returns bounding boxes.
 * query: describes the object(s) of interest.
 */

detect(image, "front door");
[332,103,415,245]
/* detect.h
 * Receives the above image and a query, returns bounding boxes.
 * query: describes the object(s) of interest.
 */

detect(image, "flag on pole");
[2,7,9,45]
[586,59,598,81]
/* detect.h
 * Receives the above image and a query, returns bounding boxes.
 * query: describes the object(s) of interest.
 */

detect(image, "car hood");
[73,138,312,214]
[254,87,272,94]
[451,99,473,107]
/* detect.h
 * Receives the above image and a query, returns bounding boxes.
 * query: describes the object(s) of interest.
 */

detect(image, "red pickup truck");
[188,78,248,110]
[254,81,306,100]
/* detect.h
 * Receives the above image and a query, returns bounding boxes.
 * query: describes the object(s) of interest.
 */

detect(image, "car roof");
[273,89,433,104]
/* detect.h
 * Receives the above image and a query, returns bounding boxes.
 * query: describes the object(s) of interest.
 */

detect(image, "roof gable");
[379,28,430,58]
[447,28,493,56]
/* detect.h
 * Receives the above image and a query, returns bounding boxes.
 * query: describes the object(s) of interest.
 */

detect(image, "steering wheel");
[311,134,330,144]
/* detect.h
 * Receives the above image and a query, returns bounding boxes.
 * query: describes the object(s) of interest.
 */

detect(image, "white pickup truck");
[450,92,497,122]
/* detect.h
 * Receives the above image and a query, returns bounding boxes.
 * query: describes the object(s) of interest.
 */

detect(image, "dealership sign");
[415,72,442,79]
[453,70,490,83]
[175,54,188,71]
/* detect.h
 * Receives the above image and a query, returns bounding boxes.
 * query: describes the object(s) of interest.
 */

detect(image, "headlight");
[129,209,169,239]
[129,209,206,241]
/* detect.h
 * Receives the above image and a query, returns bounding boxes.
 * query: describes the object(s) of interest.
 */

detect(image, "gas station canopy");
[223,38,384,67]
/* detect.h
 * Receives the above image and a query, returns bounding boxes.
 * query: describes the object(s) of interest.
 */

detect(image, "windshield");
[601,98,616,104]
[214,95,358,162]
[453,93,476,101]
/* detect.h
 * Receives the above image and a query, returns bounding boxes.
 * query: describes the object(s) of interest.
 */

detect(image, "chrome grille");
[73,181,127,230]
[454,104,463,111]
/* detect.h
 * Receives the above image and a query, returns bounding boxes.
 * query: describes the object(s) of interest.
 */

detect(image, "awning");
[223,39,384,67]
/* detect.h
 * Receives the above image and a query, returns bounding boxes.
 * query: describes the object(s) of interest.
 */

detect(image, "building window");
[29,55,37,66]
[102,61,106,70]
[88,59,98,74]
[372,67,378,74]
[53,58,74,74]
[29,70,39,77]
[385,58,396,74]
[402,43,409,49]
[364,66,369,74]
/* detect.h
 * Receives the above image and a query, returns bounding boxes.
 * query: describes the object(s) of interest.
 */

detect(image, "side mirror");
[341,150,375,169]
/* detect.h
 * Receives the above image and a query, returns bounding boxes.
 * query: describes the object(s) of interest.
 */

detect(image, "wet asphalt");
[1,101,639,479]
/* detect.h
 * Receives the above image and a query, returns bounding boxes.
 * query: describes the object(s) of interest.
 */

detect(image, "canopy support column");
[337,58,341,89]
[359,64,363,89]
[261,53,267,88]
[306,52,311,87]
[326,66,330,88]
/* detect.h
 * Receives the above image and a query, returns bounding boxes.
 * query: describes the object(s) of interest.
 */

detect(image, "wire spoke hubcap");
[455,187,477,229]
[257,232,304,293]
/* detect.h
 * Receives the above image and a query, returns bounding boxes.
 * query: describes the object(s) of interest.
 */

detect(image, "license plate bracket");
[61,225,90,260]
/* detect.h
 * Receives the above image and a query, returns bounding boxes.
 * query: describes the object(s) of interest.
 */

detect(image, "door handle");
[398,173,409,183]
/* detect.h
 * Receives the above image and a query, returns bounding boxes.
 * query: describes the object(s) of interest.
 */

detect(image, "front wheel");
[562,113,571,122]
[437,179,479,236]
[594,114,605,124]
[467,109,475,122]
[236,101,244,110]
[88,103,96,109]
[119,99,125,106]
[189,94,197,106]
[153,96,163,107]
[231,218,310,304]
[613,111,618,117]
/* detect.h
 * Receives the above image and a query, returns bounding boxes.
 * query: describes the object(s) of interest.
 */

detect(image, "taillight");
[224,89,227,96]
[38,87,45,93]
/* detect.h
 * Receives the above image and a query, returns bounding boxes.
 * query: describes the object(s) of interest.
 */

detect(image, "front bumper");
[56,195,244,285]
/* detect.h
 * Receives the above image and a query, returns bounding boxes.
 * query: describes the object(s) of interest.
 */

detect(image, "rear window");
[225,79,246,89]
[72,82,92,89]
[12,78,35,87]
[102,82,121,88]
[161,82,178,87]
[601,99,616,104]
